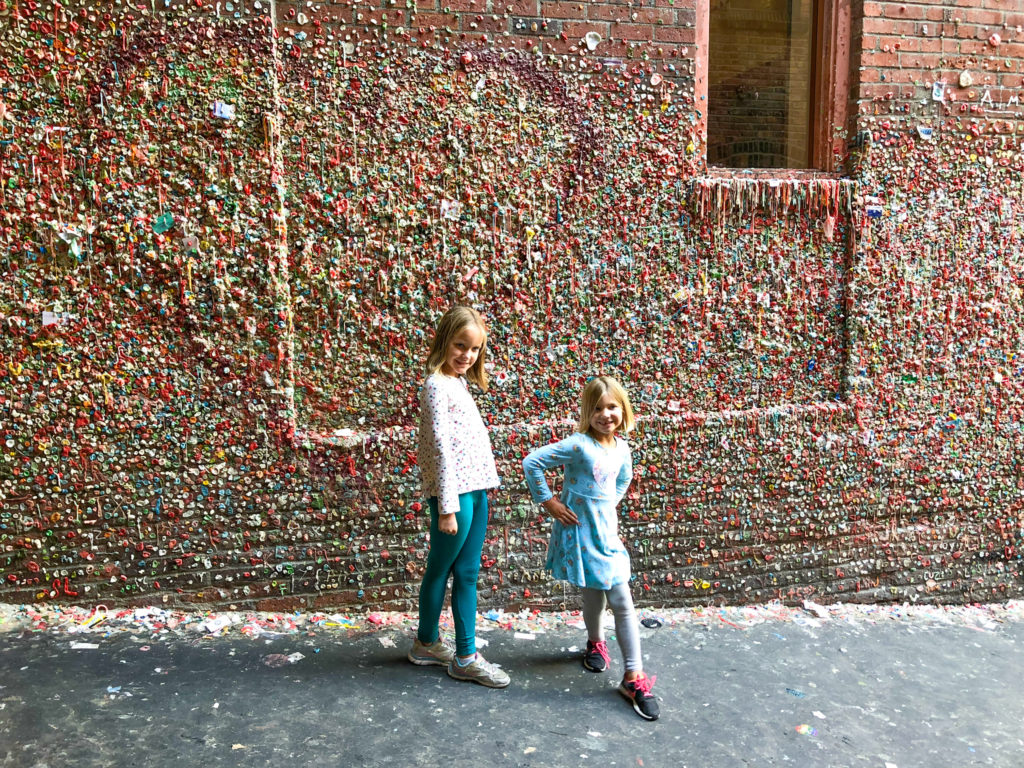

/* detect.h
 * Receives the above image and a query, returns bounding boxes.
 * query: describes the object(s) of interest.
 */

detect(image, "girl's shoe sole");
[407,653,449,666]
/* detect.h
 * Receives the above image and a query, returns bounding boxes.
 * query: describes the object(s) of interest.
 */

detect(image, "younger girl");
[407,305,510,688]
[522,376,659,720]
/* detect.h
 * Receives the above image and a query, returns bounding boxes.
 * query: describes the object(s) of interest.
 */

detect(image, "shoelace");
[590,640,611,665]
[631,674,657,697]
[475,655,500,673]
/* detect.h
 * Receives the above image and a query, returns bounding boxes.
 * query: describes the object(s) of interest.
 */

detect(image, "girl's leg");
[448,489,490,658]
[580,587,608,642]
[416,495,474,646]
[606,582,643,677]
[608,583,660,720]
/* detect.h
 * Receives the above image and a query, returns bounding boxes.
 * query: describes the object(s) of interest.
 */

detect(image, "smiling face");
[588,392,623,441]
[440,324,485,378]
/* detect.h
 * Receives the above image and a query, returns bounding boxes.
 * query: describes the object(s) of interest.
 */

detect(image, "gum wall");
[1,0,1022,610]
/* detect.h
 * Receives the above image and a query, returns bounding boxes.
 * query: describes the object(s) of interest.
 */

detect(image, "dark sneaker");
[446,653,511,688]
[583,640,610,672]
[408,637,455,666]
[618,674,660,720]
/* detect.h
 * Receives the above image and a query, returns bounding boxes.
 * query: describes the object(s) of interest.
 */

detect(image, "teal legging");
[416,489,489,657]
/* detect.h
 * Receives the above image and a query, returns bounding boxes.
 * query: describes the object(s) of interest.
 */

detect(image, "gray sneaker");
[408,638,455,666]
[446,653,511,688]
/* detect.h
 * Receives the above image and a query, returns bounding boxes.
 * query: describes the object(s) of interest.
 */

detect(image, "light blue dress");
[522,432,634,590]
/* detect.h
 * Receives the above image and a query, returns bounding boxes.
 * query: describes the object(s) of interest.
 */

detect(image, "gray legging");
[581,582,642,672]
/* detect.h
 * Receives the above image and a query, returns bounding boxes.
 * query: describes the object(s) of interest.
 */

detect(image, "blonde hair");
[576,375,635,435]
[425,305,489,391]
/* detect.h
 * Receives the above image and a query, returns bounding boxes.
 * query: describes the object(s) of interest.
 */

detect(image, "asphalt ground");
[1,601,1022,768]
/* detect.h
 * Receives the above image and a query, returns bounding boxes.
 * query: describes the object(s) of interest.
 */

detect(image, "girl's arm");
[522,436,577,504]
[614,443,634,505]
[522,436,580,525]
[422,378,460,516]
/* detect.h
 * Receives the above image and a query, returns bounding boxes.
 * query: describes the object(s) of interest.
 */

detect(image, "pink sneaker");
[583,640,610,672]
[618,674,660,720]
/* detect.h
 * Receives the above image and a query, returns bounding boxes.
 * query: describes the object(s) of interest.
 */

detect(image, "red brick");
[861,17,890,35]
[598,37,631,55]
[446,0,482,10]
[988,89,1021,106]
[890,66,928,84]
[962,8,1003,26]
[641,46,673,59]
[462,14,509,33]
[862,17,918,36]
[880,2,930,21]
[611,22,654,41]
[561,20,610,39]
[958,38,987,55]
[311,591,361,608]
[407,28,438,42]
[995,73,1017,88]
[589,5,672,24]
[502,35,544,51]
[903,52,942,70]
[654,25,695,45]
[368,0,432,7]
[858,83,892,99]
[541,1,580,20]
[542,36,580,55]
[410,12,456,29]
[455,30,498,44]
[994,41,1024,59]
[876,35,913,52]
[380,10,408,25]
[972,23,1002,41]
[674,8,695,25]
[256,596,303,611]
[499,0,540,15]
[861,51,899,68]
[945,21,979,39]
[584,5,629,21]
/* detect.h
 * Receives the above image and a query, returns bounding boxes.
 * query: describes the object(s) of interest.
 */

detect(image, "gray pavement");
[1,603,1022,768]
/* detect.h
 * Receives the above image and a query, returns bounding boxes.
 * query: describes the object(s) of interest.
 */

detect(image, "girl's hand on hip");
[438,513,458,535]
[541,498,578,525]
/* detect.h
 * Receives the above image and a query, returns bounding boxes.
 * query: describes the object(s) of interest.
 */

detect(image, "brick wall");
[0,0,1021,610]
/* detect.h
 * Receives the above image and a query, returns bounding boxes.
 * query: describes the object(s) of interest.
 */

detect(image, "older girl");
[407,305,510,689]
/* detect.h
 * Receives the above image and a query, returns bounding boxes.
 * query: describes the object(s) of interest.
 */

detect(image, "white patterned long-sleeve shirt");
[417,373,500,514]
